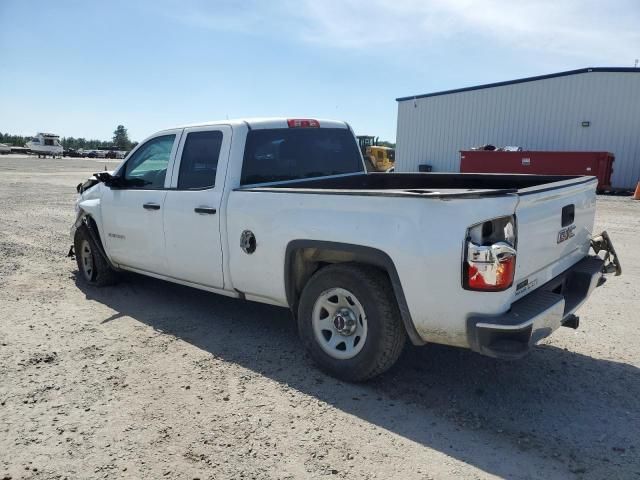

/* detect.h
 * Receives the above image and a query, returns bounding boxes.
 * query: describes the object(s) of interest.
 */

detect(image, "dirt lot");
[0,155,638,480]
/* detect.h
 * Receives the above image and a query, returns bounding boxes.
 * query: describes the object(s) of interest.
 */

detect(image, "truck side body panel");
[226,190,521,347]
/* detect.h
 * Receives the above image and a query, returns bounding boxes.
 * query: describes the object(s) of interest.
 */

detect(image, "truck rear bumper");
[467,256,605,359]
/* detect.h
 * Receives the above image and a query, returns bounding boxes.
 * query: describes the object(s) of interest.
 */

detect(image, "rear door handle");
[143,203,161,210]
[194,207,217,215]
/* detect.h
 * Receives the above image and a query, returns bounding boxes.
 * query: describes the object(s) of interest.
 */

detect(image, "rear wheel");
[74,223,118,287]
[298,263,406,382]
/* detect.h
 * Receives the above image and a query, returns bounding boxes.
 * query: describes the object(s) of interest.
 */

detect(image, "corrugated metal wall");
[395,71,640,189]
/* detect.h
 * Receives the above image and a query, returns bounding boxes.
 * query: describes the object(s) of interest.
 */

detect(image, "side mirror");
[94,172,124,188]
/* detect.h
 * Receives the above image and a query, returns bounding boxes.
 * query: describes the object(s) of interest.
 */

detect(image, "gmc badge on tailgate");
[557,225,576,244]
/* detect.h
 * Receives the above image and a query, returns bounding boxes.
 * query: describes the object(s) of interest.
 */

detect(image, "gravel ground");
[0,155,638,480]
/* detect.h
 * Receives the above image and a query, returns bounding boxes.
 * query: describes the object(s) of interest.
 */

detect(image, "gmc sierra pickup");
[71,118,621,381]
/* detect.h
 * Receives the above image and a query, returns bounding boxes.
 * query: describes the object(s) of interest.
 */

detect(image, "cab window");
[241,128,363,185]
[177,130,223,189]
[123,135,176,189]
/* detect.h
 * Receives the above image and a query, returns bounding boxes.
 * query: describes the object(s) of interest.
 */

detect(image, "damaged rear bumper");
[467,231,620,359]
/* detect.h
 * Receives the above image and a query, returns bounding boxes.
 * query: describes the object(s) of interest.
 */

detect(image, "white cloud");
[293,0,640,62]
[171,0,640,64]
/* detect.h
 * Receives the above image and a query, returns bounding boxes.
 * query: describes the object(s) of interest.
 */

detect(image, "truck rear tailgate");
[512,177,597,298]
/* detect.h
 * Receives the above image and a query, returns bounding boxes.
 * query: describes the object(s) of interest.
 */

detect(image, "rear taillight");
[465,242,516,291]
[287,118,320,128]
[463,216,517,291]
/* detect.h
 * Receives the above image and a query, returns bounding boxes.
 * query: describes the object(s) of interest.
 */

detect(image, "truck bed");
[236,172,594,199]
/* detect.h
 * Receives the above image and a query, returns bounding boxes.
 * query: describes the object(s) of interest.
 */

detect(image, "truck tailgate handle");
[194,207,217,215]
[143,203,161,210]
[561,204,575,227]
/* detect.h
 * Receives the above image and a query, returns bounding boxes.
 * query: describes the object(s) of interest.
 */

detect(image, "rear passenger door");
[163,125,232,288]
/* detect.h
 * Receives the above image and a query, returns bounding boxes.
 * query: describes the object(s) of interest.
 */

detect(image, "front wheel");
[74,224,118,287]
[298,263,406,382]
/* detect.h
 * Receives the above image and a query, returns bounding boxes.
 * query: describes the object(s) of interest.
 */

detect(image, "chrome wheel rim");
[312,288,368,360]
[80,239,94,280]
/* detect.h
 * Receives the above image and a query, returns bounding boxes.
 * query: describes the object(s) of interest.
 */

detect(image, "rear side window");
[240,128,363,185]
[178,130,223,189]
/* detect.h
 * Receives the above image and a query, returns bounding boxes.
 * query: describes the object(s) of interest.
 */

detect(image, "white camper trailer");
[26,133,63,158]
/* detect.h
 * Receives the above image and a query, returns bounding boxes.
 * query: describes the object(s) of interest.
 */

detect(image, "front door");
[163,125,231,288]
[101,131,181,274]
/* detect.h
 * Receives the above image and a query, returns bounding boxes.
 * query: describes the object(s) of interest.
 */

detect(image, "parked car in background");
[71,117,621,381]
[0,143,11,154]
[104,149,128,159]
[63,148,82,158]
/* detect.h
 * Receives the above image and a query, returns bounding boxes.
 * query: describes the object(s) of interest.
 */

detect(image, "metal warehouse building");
[395,67,640,189]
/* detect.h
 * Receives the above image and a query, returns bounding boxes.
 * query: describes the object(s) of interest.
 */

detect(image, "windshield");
[241,128,363,185]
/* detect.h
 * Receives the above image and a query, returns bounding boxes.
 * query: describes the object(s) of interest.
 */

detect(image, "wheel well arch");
[76,212,101,244]
[81,212,99,231]
[284,240,425,345]
[76,212,118,271]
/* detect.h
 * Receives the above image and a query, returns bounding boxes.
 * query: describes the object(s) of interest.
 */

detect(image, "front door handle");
[194,207,217,215]
[143,203,161,210]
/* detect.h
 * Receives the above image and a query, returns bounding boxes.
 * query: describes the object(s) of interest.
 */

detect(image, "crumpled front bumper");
[467,232,620,360]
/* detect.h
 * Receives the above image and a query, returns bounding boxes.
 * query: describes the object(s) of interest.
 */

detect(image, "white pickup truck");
[71,118,621,381]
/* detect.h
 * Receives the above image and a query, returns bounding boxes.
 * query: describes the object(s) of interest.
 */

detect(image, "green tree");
[0,132,28,146]
[112,125,131,150]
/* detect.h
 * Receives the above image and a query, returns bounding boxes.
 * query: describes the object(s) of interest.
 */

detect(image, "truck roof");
[168,117,350,131]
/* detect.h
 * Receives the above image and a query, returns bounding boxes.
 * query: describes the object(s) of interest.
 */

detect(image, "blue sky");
[0,0,638,142]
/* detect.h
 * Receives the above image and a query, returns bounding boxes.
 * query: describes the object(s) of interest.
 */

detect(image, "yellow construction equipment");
[357,136,395,172]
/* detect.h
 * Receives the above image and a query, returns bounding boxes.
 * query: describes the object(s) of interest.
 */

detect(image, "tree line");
[0,125,137,151]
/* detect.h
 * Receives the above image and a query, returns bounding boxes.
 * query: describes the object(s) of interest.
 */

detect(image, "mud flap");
[591,231,622,276]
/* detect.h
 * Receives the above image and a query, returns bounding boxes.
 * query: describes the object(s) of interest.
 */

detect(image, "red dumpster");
[459,151,614,191]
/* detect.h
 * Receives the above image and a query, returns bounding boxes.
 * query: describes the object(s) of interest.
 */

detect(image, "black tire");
[297,263,406,382]
[74,223,118,287]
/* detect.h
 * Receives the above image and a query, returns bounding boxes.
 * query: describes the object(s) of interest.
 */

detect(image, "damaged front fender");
[70,198,102,242]
[70,181,104,243]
